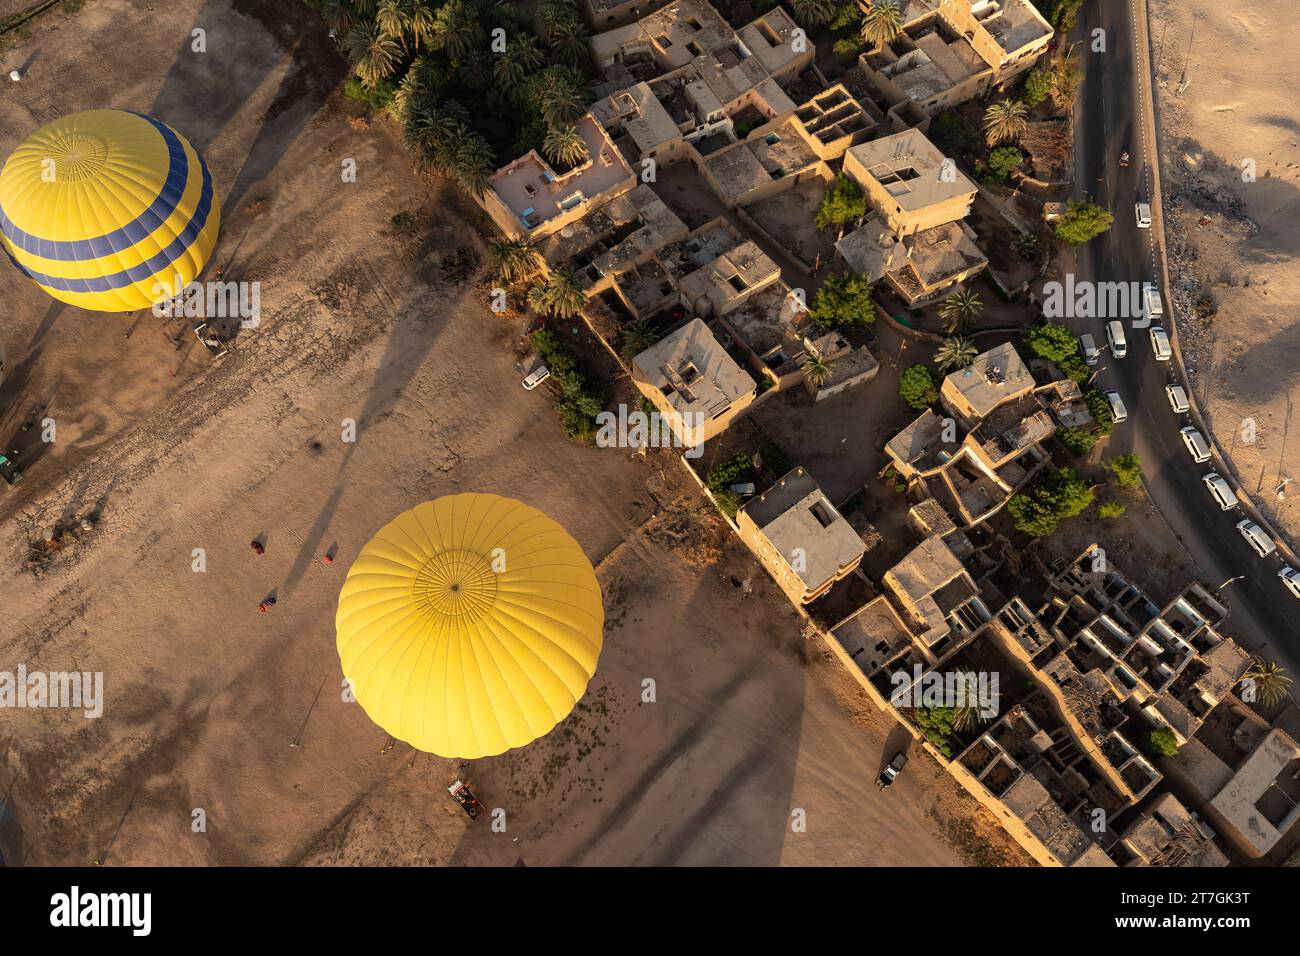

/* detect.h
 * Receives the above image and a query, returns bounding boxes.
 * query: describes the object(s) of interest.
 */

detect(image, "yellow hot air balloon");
[336,494,604,759]
[0,109,221,312]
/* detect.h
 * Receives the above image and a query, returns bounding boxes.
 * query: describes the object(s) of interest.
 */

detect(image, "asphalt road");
[1069,0,1300,672]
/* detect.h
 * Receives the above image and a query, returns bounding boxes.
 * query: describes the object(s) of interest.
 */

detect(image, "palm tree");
[495,36,546,95]
[408,0,437,49]
[459,49,492,92]
[345,20,402,88]
[1012,229,1040,261]
[376,0,411,41]
[322,0,362,34]
[541,85,585,128]
[549,18,589,70]
[790,0,839,28]
[486,238,543,283]
[620,318,660,361]
[529,270,587,319]
[938,288,983,334]
[543,125,589,169]
[1052,60,1082,112]
[803,352,833,388]
[431,0,482,64]
[538,0,577,40]
[860,0,904,48]
[983,99,1030,145]
[952,673,994,732]
[450,133,494,198]
[1242,657,1294,707]
[935,336,977,372]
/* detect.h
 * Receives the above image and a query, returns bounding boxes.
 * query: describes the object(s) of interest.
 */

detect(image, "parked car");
[1179,426,1211,463]
[1079,333,1100,366]
[522,364,551,391]
[878,752,908,790]
[1106,320,1128,358]
[1166,383,1190,414]
[1104,389,1128,424]
[1279,566,1300,599]
[1135,201,1153,228]
[1142,282,1164,322]
[1149,326,1172,361]
[1202,472,1239,511]
[1236,519,1277,558]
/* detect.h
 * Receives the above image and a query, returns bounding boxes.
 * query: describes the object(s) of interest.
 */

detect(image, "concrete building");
[882,535,990,656]
[481,114,635,239]
[842,129,978,238]
[630,317,756,447]
[583,0,674,30]
[939,341,1036,426]
[1207,727,1300,857]
[836,215,987,305]
[737,467,866,605]
[1117,793,1229,867]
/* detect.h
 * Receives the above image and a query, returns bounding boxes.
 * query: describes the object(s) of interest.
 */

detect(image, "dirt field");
[1148,0,1300,537]
[0,0,1014,867]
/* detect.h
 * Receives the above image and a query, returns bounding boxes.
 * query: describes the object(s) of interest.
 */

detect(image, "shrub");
[915,707,957,759]
[758,441,792,478]
[343,76,396,111]
[815,173,868,231]
[1007,467,1094,537]
[713,489,742,520]
[1085,389,1115,434]
[1057,426,1097,457]
[899,364,939,410]
[1145,727,1180,758]
[987,145,1024,181]
[1020,67,1053,107]
[1099,500,1126,519]
[706,453,755,492]
[530,330,604,441]
[1025,321,1088,382]
[1109,453,1142,488]
[808,272,877,330]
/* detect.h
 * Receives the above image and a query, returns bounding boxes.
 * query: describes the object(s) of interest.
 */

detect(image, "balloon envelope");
[336,494,604,759]
[0,109,221,312]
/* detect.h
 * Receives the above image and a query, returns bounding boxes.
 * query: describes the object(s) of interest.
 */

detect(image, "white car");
[1135,202,1152,228]
[1236,519,1276,558]
[1149,326,1172,361]
[522,365,551,390]
[1165,383,1190,414]
[1203,472,1238,511]
[1079,333,1100,366]
[1104,389,1127,424]
[1180,426,1210,463]
[1279,566,1300,599]
[1142,282,1164,322]
[1106,320,1127,358]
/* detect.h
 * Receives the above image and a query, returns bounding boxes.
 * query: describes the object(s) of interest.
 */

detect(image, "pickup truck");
[878,752,908,790]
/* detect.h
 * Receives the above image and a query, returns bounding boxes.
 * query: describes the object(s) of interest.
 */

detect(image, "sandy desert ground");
[1147,0,1300,537]
[0,0,1028,867]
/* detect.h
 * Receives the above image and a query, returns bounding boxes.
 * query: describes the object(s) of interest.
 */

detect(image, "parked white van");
[1079,333,1100,366]
[1180,426,1210,463]
[1166,383,1190,414]
[1202,472,1238,511]
[1135,202,1152,228]
[1106,320,1127,358]
[1104,389,1127,423]
[1237,519,1276,558]
[1149,326,1171,361]
[1279,566,1300,599]
[1142,283,1164,322]
[522,364,551,390]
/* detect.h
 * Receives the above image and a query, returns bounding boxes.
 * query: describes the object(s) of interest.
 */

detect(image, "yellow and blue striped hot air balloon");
[0,109,221,313]
[336,494,605,759]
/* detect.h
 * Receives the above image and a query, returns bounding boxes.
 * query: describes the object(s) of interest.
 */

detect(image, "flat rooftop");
[741,467,866,592]
[846,129,977,213]
[633,316,755,421]
[832,595,914,677]
[978,0,1054,55]
[884,534,969,606]
[943,341,1035,419]
[488,114,633,231]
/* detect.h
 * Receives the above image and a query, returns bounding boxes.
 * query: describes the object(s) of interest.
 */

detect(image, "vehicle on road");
[1104,389,1128,424]
[1079,333,1100,366]
[1119,150,1130,168]
[1166,383,1190,414]
[1237,520,1277,558]
[1143,283,1165,323]
[0,453,21,487]
[1149,326,1172,361]
[878,752,908,790]
[1180,426,1211,463]
[522,364,551,391]
[1279,567,1300,599]
[1135,201,1152,228]
[1106,320,1128,358]
[1203,472,1239,511]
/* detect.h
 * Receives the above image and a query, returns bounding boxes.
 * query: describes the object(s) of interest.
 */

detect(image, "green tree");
[707,453,755,492]
[860,0,904,48]
[620,318,660,361]
[1099,500,1126,519]
[1108,453,1142,488]
[1013,229,1040,261]
[528,269,587,319]
[1242,657,1294,707]
[987,145,1024,181]
[983,99,1029,145]
[938,288,982,334]
[1007,467,1094,537]
[543,124,589,168]
[815,173,868,231]
[1085,388,1115,434]
[1056,426,1096,457]
[1144,727,1180,758]
[1054,199,1114,246]
[899,364,939,410]
[790,0,839,27]
[808,272,877,330]
[345,19,402,88]
[549,17,590,70]
[1020,67,1053,107]
[934,336,977,372]
[803,352,834,388]
[485,237,543,283]
[1025,321,1088,382]
[915,706,956,758]
[430,0,482,64]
